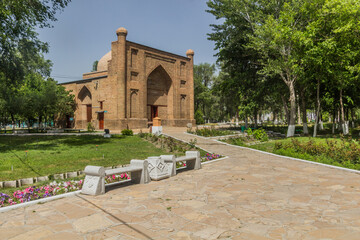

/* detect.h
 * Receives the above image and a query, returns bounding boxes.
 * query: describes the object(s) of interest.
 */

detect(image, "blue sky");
[37,0,219,83]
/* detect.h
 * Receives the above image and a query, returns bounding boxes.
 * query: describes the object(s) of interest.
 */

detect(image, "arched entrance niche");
[147,65,172,122]
[78,86,92,123]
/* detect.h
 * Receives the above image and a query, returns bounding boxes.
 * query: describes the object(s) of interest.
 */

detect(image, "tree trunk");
[297,101,301,125]
[254,109,258,128]
[313,80,320,137]
[300,90,308,135]
[332,109,336,134]
[286,81,296,137]
[351,108,355,128]
[281,95,290,125]
[244,114,248,129]
[273,111,277,123]
[235,109,239,126]
[11,113,15,131]
[339,89,349,135]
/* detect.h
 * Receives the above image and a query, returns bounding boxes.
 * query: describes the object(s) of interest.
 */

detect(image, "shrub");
[87,122,95,132]
[195,109,205,125]
[246,128,268,142]
[274,138,360,166]
[191,126,234,137]
[121,129,133,136]
[138,130,145,138]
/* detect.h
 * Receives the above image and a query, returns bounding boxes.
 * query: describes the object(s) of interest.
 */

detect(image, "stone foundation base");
[75,118,196,130]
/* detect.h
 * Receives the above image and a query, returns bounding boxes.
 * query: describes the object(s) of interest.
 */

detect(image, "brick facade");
[60,27,195,130]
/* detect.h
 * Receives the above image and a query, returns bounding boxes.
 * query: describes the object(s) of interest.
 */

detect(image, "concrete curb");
[0,179,135,213]
[214,139,360,175]
[161,133,212,154]
[202,156,229,165]
[161,134,229,165]
[0,190,82,213]
[184,132,242,140]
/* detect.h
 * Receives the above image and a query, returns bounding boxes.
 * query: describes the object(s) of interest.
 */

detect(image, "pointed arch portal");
[147,65,172,121]
[78,86,92,102]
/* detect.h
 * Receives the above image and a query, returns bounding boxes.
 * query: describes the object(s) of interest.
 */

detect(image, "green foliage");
[0,0,73,128]
[207,0,360,135]
[194,109,205,125]
[274,137,360,168]
[0,135,171,181]
[189,126,234,137]
[246,128,269,142]
[87,122,95,132]
[194,63,227,123]
[121,129,133,136]
[140,133,207,156]
[92,60,98,72]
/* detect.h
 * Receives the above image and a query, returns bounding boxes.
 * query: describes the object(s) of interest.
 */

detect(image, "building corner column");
[186,49,195,121]
[116,27,127,121]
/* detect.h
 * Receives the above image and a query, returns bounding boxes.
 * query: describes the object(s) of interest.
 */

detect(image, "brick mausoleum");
[61,27,195,130]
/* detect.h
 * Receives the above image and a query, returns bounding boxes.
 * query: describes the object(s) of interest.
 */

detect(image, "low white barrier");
[81,151,201,195]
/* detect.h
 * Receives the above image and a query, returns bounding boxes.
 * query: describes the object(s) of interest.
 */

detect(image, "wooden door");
[66,115,71,128]
[86,105,92,122]
[99,112,104,129]
[151,106,158,121]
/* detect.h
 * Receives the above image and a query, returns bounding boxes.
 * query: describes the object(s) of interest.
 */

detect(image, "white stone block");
[161,155,176,176]
[54,173,64,180]
[81,166,105,196]
[4,181,17,188]
[66,172,78,178]
[37,176,49,182]
[185,151,201,170]
[147,156,170,181]
[151,126,162,136]
[129,160,151,184]
[20,178,34,186]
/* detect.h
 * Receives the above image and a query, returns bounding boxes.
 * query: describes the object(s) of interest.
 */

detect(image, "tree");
[194,63,217,122]
[207,0,289,128]
[0,0,71,81]
[207,0,360,137]
[92,60,98,72]
[0,0,71,129]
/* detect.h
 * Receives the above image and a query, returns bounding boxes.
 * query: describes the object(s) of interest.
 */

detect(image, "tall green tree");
[194,63,218,122]
[0,0,72,128]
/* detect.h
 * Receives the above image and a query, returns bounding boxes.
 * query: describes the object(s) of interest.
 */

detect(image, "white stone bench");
[14,129,29,134]
[81,160,150,195]
[161,151,201,177]
[47,129,65,133]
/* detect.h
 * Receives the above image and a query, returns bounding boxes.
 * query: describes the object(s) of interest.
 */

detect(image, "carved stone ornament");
[146,156,170,181]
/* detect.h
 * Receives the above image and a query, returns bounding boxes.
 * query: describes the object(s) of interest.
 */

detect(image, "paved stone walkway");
[1,128,360,239]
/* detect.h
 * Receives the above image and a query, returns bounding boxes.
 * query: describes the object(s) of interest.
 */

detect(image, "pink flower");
[112,175,116,180]
[120,173,124,179]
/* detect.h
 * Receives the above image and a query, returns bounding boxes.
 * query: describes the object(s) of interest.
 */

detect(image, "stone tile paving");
[1,127,360,239]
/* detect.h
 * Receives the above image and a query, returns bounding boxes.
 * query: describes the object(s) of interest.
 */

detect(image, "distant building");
[60,27,195,130]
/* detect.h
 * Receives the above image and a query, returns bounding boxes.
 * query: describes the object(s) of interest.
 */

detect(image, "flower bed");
[176,153,223,168]
[0,180,83,208]
[105,173,130,183]
[0,173,132,208]
[201,153,222,162]
[187,127,236,137]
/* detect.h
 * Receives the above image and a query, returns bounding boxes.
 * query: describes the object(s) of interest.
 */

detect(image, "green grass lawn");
[240,137,360,170]
[0,135,171,181]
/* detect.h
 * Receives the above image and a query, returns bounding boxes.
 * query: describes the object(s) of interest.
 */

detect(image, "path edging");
[0,190,82,213]
[215,139,360,175]
[184,132,243,140]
